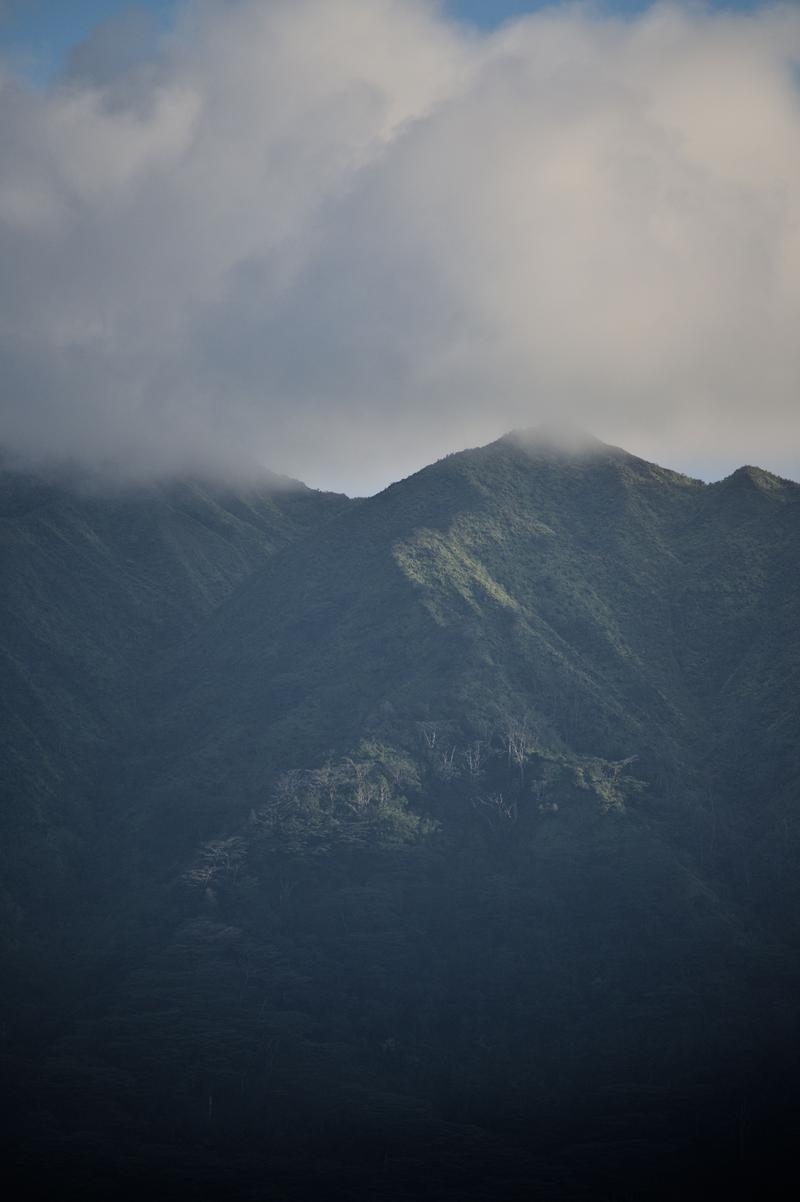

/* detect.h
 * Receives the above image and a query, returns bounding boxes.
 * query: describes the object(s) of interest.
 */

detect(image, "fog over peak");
[1,0,799,494]
[507,423,607,455]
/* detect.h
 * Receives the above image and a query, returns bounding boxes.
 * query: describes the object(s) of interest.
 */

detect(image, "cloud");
[1,0,799,492]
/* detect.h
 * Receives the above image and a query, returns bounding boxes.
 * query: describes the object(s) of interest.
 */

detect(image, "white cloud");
[1,0,799,491]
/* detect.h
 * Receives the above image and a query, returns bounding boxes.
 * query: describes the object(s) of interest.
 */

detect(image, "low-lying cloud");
[1,0,799,492]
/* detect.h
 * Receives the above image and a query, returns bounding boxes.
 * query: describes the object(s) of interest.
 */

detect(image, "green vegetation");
[0,469,350,978]
[2,432,799,1199]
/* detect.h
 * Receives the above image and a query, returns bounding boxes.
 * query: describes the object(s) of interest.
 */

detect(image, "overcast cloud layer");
[1,0,799,492]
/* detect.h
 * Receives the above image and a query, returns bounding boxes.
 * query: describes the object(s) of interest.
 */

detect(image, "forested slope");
[3,432,799,1200]
[0,466,351,1029]
[138,431,798,834]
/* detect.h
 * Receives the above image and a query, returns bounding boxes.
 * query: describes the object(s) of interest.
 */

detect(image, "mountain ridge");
[103,430,796,906]
[2,430,799,1201]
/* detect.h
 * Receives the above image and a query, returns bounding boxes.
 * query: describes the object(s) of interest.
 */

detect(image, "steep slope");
[4,433,800,1200]
[141,430,797,827]
[0,466,351,989]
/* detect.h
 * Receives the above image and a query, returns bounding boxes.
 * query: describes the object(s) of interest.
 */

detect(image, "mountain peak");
[722,464,794,494]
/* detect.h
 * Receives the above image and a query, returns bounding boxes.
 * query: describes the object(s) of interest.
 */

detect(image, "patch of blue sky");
[451,0,769,25]
[0,0,172,84]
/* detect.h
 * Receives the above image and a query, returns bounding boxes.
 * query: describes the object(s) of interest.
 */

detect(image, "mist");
[1,0,799,494]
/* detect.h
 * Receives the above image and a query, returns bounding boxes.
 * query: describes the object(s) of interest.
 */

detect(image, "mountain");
[0,467,351,1000]
[134,429,798,858]
[2,432,799,1201]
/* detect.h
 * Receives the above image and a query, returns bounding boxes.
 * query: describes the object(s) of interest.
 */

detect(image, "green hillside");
[3,432,799,1200]
[0,467,351,985]
[141,431,797,832]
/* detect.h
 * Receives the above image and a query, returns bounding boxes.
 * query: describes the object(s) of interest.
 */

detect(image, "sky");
[0,0,797,493]
[0,1,771,81]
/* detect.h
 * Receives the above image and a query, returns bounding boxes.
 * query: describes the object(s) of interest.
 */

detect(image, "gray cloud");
[1,0,799,493]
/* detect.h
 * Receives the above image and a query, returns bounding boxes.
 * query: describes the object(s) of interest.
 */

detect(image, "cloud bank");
[1,0,799,492]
